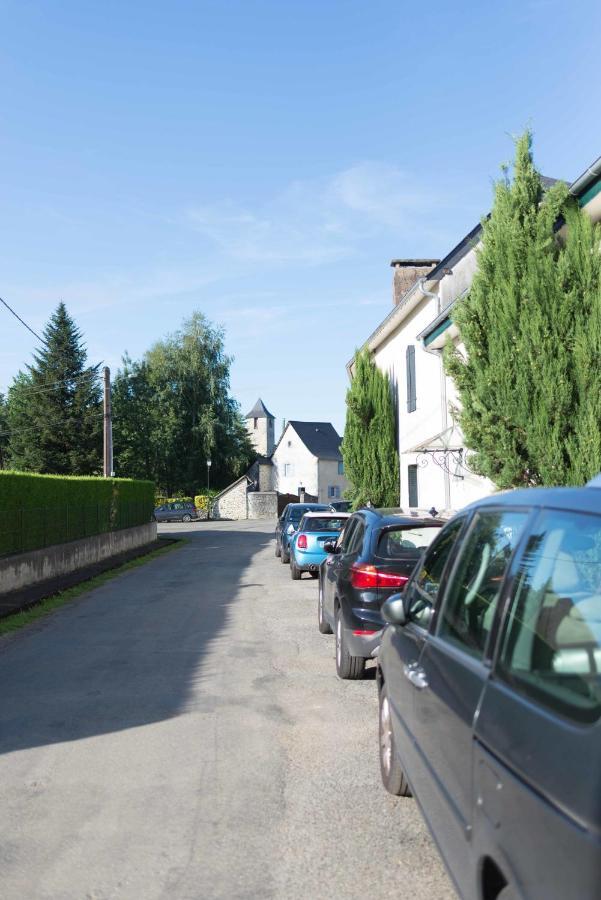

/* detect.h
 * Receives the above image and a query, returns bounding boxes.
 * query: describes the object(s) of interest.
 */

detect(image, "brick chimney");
[391,259,439,306]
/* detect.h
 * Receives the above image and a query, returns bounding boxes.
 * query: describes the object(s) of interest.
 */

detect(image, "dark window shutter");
[406,345,416,413]
[408,465,418,508]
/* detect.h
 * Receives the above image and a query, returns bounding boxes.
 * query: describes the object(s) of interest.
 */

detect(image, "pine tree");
[342,349,399,507]
[0,393,8,469]
[445,132,601,488]
[6,303,102,474]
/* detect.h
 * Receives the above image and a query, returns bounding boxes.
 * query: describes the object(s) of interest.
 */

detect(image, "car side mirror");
[323,540,339,554]
[381,592,407,627]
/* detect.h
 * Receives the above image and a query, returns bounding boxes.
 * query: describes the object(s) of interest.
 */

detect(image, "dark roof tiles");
[288,421,343,460]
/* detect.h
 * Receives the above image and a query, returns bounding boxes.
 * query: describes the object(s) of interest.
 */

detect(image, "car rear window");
[377,525,442,559]
[302,517,347,533]
[290,506,327,522]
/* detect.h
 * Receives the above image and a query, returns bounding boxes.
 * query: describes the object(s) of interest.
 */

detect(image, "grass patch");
[0,538,184,637]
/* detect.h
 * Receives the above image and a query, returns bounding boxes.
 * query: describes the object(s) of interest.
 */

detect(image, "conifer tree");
[445,132,601,487]
[342,349,399,507]
[6,303,102,474]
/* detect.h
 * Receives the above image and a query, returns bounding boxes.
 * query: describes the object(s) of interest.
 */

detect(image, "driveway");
[0,519,454,900]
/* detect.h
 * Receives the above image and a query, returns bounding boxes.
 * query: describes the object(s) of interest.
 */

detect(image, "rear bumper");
[344,606,385,658]
[293,550,327,571]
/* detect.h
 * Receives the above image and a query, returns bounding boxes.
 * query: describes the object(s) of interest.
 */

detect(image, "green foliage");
[0,393,8,469]
[341,349,399,507]
[445,131,601,488]
[0,470,154,555]
[112,312,254,496]
[5,303,102,474]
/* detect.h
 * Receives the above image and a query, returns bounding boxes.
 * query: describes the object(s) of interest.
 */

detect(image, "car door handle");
[403,664,428,690]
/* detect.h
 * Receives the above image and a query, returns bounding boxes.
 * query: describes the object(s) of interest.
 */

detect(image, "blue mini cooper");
[289,511,351,580]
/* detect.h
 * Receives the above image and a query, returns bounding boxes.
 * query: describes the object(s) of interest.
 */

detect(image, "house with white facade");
[350,245,493,515]
[272,421,348,504]
[350,155,601,515]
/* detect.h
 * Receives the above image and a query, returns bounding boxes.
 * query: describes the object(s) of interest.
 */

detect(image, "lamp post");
[206,459,212,520]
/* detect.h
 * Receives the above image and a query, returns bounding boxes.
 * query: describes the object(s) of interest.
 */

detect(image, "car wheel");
[378,681,411,796]
[318,579,332,634]
[290,559,301,580]
[182,514,192,523]
[275,539,281,558]
[281,547,290,564]
[335,607,365,679]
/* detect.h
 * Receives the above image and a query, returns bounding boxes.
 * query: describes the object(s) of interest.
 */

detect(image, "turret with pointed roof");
[245,397,275,456]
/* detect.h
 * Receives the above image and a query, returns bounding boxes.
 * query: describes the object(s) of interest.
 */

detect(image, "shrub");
[0,471,155,556]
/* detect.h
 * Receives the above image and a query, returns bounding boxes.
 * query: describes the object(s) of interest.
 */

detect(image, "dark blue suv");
[377,478,601,900]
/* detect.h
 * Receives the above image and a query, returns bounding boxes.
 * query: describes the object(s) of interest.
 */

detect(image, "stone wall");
[0,522,157,596]
[248,491,278,519]
[211,478,249,520]
[392,260,439,306]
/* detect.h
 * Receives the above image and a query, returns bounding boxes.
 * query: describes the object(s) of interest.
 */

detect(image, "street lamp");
[206,459,212,520]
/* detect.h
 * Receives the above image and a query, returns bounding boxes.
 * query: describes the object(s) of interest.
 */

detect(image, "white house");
[272,421,348,504]
[349,245,493,515]
[350,156,601,514]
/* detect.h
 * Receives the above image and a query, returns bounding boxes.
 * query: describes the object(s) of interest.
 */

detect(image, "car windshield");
[290,506,326,523]
[301,516,347,533]
[377,525,442,558]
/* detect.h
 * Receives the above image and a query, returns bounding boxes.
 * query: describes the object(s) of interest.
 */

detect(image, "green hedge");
[0,471,155,557]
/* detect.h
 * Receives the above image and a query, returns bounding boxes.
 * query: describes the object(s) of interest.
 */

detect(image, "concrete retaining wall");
[248,492,278,519]
[0,522,157,595]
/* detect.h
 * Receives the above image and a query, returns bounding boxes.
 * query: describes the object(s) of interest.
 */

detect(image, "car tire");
[290,559,301,580]
[335,607,365,679]
[379,681,411,797]
[275,540,281,558]
[182,514,192,523]
[281,547,290,564]
[318,579,332,634]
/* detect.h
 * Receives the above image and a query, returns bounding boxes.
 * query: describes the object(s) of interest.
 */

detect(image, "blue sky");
[1,0,600,436]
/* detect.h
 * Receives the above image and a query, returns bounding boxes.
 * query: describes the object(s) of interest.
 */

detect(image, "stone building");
[210,400,347,518]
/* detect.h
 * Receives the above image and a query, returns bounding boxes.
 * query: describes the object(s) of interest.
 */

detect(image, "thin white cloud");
[185,161,447,265]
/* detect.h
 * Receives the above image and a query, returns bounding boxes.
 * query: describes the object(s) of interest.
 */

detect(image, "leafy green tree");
[445,132,601,488]
[342,349,399,507]
[112,311,254,495]
[6,303,102,474]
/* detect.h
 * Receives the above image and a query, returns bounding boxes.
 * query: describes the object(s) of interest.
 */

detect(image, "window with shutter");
[408,464,418,507]
[406,345,416,413]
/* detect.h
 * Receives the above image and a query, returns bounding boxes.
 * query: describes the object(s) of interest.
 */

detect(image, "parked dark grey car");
[377,479,601,900]
[153,501,199,523]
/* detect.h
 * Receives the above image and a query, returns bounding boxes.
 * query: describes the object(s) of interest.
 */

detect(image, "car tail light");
[353,628,377,636]
[297,534,307,549]
[350,563,408,590]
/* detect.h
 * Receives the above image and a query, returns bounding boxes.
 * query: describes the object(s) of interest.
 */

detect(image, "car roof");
[287,502,329,509]
[459,483,601,517]
[355,506,445,528]
[300,510,351,519]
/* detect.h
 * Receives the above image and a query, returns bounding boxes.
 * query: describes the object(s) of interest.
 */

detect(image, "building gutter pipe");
[570,157,601,198]
[419,277,451,508]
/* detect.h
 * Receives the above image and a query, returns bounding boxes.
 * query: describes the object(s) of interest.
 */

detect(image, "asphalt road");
[0,519,455,900]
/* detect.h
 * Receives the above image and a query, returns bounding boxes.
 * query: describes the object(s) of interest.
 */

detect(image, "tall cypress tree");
[6,303,102,474]
[445,132,601,488]
[342,349,399,507]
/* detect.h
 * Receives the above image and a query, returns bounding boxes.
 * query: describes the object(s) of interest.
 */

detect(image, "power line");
[0,295,46,345]
[6,368,103,399]
[0,410,105,439]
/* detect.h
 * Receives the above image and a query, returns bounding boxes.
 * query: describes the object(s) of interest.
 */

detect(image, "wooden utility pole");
[103,366,113,477]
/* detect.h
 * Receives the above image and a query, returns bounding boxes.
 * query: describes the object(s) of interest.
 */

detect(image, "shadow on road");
[0,525,271,755]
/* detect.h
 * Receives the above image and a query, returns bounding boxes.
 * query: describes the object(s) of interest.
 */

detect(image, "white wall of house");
[364,252,493,515]
[317,459,348,503]
[272,424,318,497]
